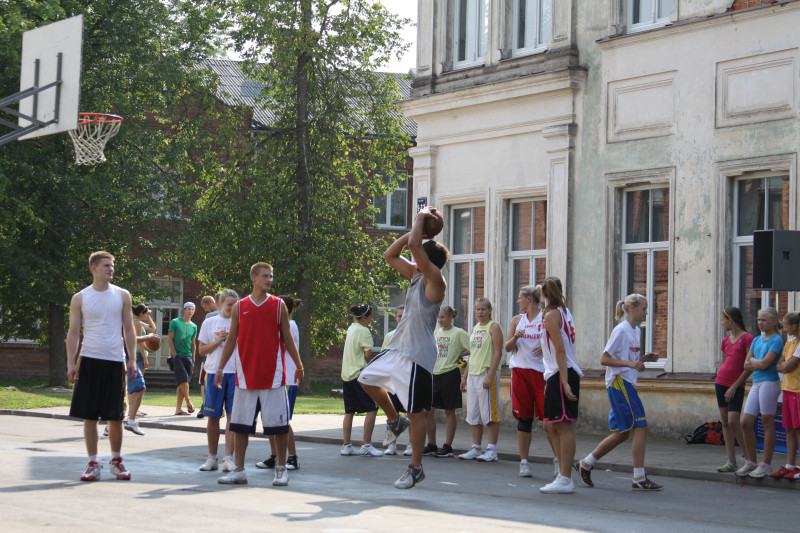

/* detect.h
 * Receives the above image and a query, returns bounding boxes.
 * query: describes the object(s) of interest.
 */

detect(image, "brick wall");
[0,343,49,380]
[728,0,779,10]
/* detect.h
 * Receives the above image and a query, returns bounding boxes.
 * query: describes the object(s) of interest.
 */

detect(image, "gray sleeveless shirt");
[385,272,442,372]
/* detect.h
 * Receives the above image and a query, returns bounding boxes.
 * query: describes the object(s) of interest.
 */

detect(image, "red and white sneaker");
[784,467,800,479]
[109,457,131,480]
[80,460,101,481]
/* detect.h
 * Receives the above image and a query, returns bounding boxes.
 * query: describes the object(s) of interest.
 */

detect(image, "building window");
[628,0,673,33]
[371,287,406,351]
[454,0,489,69]
[508,199,547,318]
[621,188,669,360]
[512,0,551,56]
[146,278,183,369]
[733,174,791,333]
[374,173,408,229]
[450,205,486,330]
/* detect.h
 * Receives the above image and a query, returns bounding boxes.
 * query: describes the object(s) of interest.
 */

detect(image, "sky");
[379,0,418,74]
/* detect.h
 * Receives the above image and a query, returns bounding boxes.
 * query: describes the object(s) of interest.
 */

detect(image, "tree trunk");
[48,303,68,387]
[295,0,314,394]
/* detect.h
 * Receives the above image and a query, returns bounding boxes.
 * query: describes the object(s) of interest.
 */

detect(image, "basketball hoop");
[68,112,123,165]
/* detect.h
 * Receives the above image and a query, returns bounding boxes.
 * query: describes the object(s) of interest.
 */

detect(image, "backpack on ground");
[684,421,724,445]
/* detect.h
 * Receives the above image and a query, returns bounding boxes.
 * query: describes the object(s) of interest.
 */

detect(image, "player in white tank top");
[510,310,545,372]
[541,307,583,380]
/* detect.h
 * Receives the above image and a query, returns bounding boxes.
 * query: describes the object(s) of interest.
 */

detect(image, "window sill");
[373,225,410,231]
[509,46,548,60]
[451,59,485,72]
[627,20,673,34]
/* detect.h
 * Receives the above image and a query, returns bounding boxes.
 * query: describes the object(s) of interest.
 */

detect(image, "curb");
[3,409,798,491]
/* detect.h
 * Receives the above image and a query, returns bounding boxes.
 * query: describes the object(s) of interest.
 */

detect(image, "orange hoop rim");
[77,112,123,125]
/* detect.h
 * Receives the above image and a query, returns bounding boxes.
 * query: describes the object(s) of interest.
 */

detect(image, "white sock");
[786,463,794,470]
[111,451,121,459]
[633,467,645,479]
[88,455,97,463]
[487,444,497,451]
[472,444,481,450]
[584,453,597,467]
[521,458,528,464]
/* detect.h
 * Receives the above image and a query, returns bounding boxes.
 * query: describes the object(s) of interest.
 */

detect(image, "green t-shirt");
[468,320,501,376]
[381,329,395,351]
[341,322,374,382]
[433,326,470,375]
[169,317,197,357]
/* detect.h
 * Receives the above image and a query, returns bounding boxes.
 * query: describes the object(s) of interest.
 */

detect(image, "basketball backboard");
[17,15,83,140]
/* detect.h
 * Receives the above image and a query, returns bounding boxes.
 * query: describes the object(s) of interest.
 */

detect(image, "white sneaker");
[199,455,219,471]
[383,416,410,446]
[540,475,575,494]
[403,445,413,456]
[359,444,384,457]
[273,465,289,486]
[124,419,145,436]
[459,447,483,460]
[384,443,397,455]
[553,457,560,478]
[384,426,398,446]
[477,449,498,462]
[221,456,236,472]
[218,468,247,485]
[519,461,532,477]
[341,444,357,456]
[749,463,772,478]
[102,425,109,437]
[735,463,758,476]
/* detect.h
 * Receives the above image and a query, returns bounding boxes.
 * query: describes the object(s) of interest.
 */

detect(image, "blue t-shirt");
[751,334,784,383]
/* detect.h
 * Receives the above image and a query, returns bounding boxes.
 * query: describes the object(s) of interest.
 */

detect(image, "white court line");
[440,481,458,485]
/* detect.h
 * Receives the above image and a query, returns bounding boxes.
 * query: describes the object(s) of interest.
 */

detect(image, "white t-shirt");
[79,284,125,362]
[603,320,641,387]
[198,315,236,374]
[509,311,545,372]
[284,320,300,385]
[541,307,583,380]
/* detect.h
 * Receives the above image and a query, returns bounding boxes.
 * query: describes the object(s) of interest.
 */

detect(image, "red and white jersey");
[235,294,285,389]
[509,310,545,372]
[541,307,583,380]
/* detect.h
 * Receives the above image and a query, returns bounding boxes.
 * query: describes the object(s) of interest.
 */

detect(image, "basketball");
[422,207,444,239]
[144,337,161,353]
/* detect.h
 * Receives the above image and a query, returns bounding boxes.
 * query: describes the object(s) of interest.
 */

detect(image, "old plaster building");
[400,0,800,434]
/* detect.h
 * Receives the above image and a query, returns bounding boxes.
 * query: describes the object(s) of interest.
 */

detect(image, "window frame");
[511,0,551,58]
[507,198,548,321]
[146,278,184,370]
[453,0,489,70]
[627,0,673,34]
[448,203,487,330]
[373,171,409,230]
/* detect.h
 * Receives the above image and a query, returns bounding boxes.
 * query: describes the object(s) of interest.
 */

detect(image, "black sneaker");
[394,464,425,489]
[286,455,299,470]
[255,454,276,469]
[632,477,663,491]
[382,416,410,446]
[574,459,594,488]
[436,444,454,458]
[422,443,438,457]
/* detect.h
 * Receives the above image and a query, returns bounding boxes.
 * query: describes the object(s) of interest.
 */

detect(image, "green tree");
[0,0,235,384]
[187,0,412,373]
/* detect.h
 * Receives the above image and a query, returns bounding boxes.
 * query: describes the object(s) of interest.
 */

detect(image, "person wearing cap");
[169,301,198,415]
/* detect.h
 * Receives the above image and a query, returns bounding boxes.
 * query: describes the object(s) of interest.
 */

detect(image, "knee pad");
[517,418,533,433]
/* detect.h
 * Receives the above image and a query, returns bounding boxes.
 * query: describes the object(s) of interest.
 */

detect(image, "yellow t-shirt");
[433,326,470,375]
[781,337,800,393]
[341,322,373,382]
[468,320,501,376]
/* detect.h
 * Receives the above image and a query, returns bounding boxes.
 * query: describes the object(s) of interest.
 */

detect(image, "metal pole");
[32,59,40,122]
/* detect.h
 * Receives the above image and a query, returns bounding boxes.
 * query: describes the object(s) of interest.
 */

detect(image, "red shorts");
[782,391,800,429]
[511,367,545,421]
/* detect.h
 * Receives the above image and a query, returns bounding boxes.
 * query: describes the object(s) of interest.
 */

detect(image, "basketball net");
[68,113,122,165]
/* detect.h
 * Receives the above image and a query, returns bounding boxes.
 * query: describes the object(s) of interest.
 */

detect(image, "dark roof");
[199,58,416,137]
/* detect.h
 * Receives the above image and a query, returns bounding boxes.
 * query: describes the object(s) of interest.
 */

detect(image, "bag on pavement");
[684,421,724,445]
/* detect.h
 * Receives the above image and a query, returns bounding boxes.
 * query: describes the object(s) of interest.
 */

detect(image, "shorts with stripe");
[357,349,432,413]
[607,376,647,432]
[432,367,463,410]
[69,356,126,421]
[229,386,290,435]
[511,367,545,421]
[543,368,580,423]
[343,378,379,414]
[782,391,800,429]
[465,370,500,425]
[203,373,235,417]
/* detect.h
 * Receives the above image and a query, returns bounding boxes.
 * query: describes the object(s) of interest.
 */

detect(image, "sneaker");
[735,463,758,476]
[221,456,236,472]
[459,447,483,460]
[476,449,498,462]
[196,404,205,419]
[286,455,299,470]
[436,444,454,458]
[749,463,772,478]
[553,457,560,479]
[359,444,384,457]
[540,475,575,494]
[716,460,738,473]
[403,444,413,457]
[199,455,219,471]
[574,459,594,488]
[80,460,101,482]
[784,467,800,479]
[770,466,793,479]
[422,443,438,457]
[109,457,131,480]
[384,443,397,455]
[124,419,145,436]
[394,464,425,489]
[218,468,247,485]
[273,465,289,486]
[102,425,109,437]
[519,461,532,477]
[340,444,357,456]
[632,477,663,491]
[256,454,276,468]
[383,416,410,446]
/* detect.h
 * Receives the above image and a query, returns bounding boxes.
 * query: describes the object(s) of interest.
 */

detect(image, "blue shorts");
[127,355,145,394]
[204,373,235,417]
[607,376,647,432]
[287,385,298,419]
